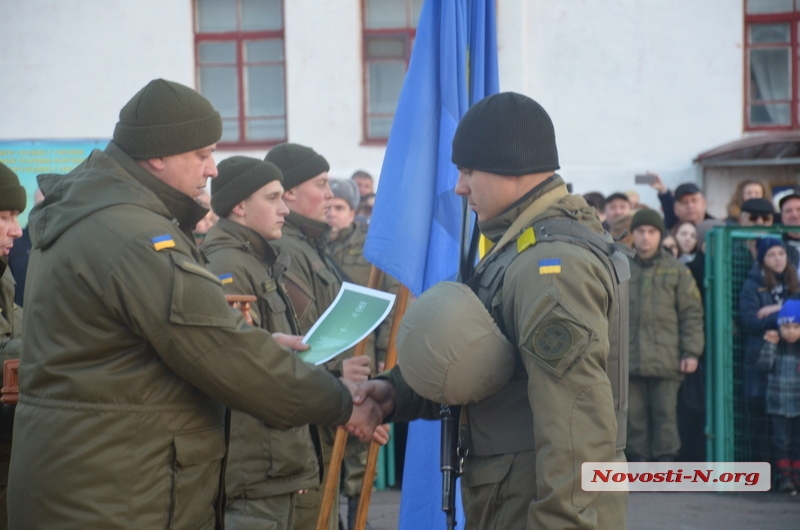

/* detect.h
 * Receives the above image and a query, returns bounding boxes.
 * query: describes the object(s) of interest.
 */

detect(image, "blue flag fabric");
[363,1,499,529]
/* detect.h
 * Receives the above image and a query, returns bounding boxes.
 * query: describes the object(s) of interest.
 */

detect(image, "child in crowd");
[758,299,800,493]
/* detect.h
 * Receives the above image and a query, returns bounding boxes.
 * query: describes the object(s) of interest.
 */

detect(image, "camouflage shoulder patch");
[529,319,574,369]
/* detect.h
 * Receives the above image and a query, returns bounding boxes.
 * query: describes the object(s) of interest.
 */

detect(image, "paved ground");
[350,488,800,529]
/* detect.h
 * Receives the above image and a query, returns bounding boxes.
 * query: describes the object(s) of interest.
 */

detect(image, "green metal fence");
[706,226,800,462]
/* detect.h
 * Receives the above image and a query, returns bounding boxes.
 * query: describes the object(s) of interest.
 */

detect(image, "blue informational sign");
[0,139,108,226]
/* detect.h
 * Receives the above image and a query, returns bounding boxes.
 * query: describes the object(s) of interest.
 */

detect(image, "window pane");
[198,42,236,64]
[367,36,407,59]
[749,23,790,44]
[750,103,791,125]
[369,61,405,114]
[369,116,393,139]
[221,119,240,142]
[196,0,237,32]
[199,66,239,119]
[411,0,423,27]
[246,65,285,117]
[247,118,285,141]
[366,0,407,29]
[246,39,283,62]
[242,0,282,31]
[750,48,791,101]
[747,0,794,14]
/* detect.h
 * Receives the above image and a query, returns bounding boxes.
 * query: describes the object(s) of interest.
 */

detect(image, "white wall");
[498,0,744,211]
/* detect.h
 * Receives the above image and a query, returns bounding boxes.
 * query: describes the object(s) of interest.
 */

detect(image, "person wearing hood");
[0,161,25,530]
[7,79,383,529]
[626,209,704,462]
[739,237,800,467]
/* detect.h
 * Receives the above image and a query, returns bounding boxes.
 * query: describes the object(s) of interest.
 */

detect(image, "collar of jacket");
[215,217,280,266]
[634,247,670,267]
[0,256,6,279]
[106,142,209,236]
[331,223,357,244]
[478,174,566,243]
[284,211,331,249]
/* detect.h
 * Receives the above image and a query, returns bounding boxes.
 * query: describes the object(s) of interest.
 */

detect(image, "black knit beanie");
[0,162,26,213]
[113,79,222,159]
[329,178,360,210]
[211,156,284,217]
[630,209,665,234]
[451,92,560,176]
[264,143,330,190]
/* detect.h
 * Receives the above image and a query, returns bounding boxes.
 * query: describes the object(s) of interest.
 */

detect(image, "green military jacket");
[327,222,398,368]
[387,176,626,529]
[9,143,352,530]
[201,218,319,500]
[628,248,704,379]
[0,263,21,363]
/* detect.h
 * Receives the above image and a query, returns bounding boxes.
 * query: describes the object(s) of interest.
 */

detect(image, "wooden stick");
[316,267,385,530]
[354,282,411,530]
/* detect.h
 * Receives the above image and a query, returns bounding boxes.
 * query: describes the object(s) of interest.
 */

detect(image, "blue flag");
[363,0,499,528]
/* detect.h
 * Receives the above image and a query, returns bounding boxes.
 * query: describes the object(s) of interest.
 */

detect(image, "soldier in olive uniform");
[200,156,318,529]
[8,80,382,530]
[265,144,371,530]
[0,162,25,530]
[350,93,628,529]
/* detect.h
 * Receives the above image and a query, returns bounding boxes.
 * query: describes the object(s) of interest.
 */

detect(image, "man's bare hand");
[272,333,309,352]
[342,356,371,383]
[680,357,698,374]
[372,423,391,445]
[646,172,668,195]
[764,330,780,344]
[346,395,384,442]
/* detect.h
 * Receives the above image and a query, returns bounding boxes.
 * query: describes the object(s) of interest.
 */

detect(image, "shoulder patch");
[218,273,234,285]
[151,234,176,251]
[538,258,562,275]
[517,227,536,253]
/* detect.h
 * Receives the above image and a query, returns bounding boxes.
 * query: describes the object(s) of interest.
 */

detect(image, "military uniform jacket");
[9,143,352,530]
[628,248,704,380]
[0,263,21,363]
[327,222,398,367]
[201,218,319,499]
[387,176,626,529]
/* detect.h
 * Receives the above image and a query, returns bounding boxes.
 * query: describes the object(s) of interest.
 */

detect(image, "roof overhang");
[695,131,800,167]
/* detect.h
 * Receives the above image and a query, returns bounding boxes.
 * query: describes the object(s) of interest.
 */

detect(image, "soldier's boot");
[776,459,796,493]
[347,495,373,530]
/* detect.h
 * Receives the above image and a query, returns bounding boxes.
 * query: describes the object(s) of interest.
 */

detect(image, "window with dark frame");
[745,0,800,130]
[363,0,424,142]
[194,0,286,147]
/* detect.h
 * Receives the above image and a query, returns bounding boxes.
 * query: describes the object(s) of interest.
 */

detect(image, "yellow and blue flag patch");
[218,273,234,285]
[538,258,562,275]
[151,234,175,251]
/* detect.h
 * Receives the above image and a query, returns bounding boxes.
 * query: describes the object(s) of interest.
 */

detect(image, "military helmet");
[396,282,515,405]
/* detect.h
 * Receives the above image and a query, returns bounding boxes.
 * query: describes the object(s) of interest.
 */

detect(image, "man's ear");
[139,157,166,172]
[283,188,297,204]
[231,201,246,218]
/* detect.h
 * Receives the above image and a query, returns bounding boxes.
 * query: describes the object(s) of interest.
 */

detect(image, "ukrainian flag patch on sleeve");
[218,273,234,285]
[151,234,176,251]
[538,258,562,275]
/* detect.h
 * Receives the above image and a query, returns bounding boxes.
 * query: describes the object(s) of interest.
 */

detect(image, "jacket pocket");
[170,253,233,327]
[170,427,226,529]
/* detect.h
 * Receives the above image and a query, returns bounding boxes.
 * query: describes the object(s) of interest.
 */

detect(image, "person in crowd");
[193,189,218,245]
[779,191,800,272]
[7,188,43,307]
[200,156,328,528]
[732,198,776,272]
[266,143,370,530]
[0,161,25,530]
[739,238,800,468]
[7,79,382,529]
[609,211,635,247]
[602,192,632,230]
[626,209,704,462]
[662,233,679,258]
[673,220,698,264]
[583,191,606,222]
[349,92,627,529]
[326,178,397,530]
[758,299,800,493]
[626,190,641,210]
[727,180,771,224]
[645,173,714,230]
[355,193,375,224]
[350,170,374,198]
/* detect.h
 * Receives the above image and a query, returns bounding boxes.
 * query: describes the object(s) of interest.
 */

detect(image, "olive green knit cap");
[0,162,26,213]
[264,143,330,190]
[630,208,665,234]
[113,79,222,159]
[211,156,284,217]
[452,92,560,176]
